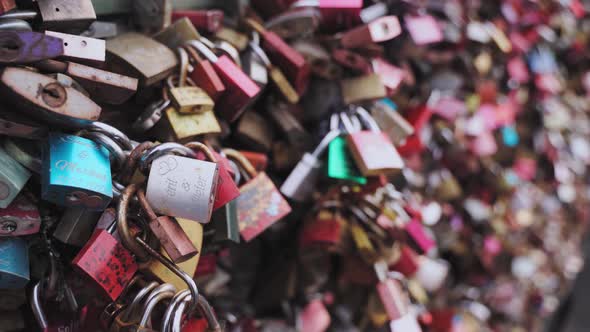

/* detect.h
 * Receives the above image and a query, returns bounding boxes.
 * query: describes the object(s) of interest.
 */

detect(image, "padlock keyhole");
[40,82,67,107]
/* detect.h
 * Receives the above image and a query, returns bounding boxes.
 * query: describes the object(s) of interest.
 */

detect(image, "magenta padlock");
[340,15,402,49]
[292,0,362,30]
[186,39,260,122]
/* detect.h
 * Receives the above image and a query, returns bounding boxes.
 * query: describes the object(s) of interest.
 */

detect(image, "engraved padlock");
[143,143,219,223]
[42,132,112,210]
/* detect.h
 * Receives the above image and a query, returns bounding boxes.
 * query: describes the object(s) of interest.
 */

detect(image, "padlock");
[340,73,387,104]
[183,43,225,101]
[340,15,401,49]
[281,129,340,201]
[371,99,414,145]
[153,17,200,50]
[291,0,362,30]
[266,97,312,148]
[31,282,81,332]
[72,218,138,301]
[0,193,40,236]
[37,0,96,32]
[53,207,101,246]
[185,39,260,122]
[235,111,275,152]
[106,33,178,86]
[0,147,30,209]
[165,289,222,332]
[132,0,172,33]
[167,51,215,114]
[346,107,404,176]
[153,103,222,142]
[223,149,291,242]
[0,111,46,140]
[331,49,372,74]
[137,187,198,264]
[0,31,64,64]
[214,26,249,52]
[35,59,138,105]
[208,198,240,245]
[172,9,224,33]
[264,7,321,40]
[0,67,101,126]
[327,112,367,185]
[374,261,409,321]
[241,42,269,88]
[349,218,378,264]
[42,133,112,210]
[249,41,300,103]
[414,256,449,292]
[405,14,444,45]
[129,285,176,332]
[299,201,343,248]
[0,237,29,288]
[107,280,160,332]
[404,218,436,254]
[44,31,105,63]
[144,143,219,223]
[371,58,407,94]
[245,18,310,95]
[390,312,423,332]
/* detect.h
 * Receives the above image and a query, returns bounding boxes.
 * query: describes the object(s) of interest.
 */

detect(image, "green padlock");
[327,112,367,184]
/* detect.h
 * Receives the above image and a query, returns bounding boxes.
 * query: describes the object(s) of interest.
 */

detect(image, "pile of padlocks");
[0,0,588,331]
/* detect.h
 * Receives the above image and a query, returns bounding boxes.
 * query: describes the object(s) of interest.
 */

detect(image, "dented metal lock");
[42,133,112,210]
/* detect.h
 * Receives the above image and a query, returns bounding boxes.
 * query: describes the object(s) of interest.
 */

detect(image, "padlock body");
[238,173,291,241]
[327,136,367,184]
[42,133,112,210]
[146,155,218,223]
[169,86,214,114]
[318,0,362,29]
[154,107,221,142]
[188,59,225,101]
[53,208,101,246]
[72,229,138,301]
[213,55,261,122]
[148,218,203,290]
[347,131,404,176]
[171,10,224,33]
[38,0,96,32]
[148,215,198,263]
[280,153,321,202]
[0,148,30,209]
[208,200,240,244]
[261,31,310,95]
[0,194,40,237]
[0,237,29,288]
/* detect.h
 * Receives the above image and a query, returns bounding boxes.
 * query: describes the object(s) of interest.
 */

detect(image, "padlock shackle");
[169,290,222,332]
[244,17,266,34]
[248,41,271,68]
[355,106,381,133]
[162,289,190,332]
[176,47,190,87]
[139,143,198,174]
[87,121,133,151]
[222,148,257,178]
[138,290,175,327]
[132,98,170,133]
[118,141,155,185]
[119,281,159,323]
[31,282,48,329]
[0,9,38,21]
[118,183,151,261]
[135,236,200,314]
[215,40,242,68]
[339,112,356,134]
[311,129,340,159]
[137,187,159,221]
[79,131,126,170]
[0,18,32,31]
[184,141,218,162]
[185,39,219,63]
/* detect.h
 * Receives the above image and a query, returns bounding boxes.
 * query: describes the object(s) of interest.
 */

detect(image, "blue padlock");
[42,133,112,210]
[0,237,29,289]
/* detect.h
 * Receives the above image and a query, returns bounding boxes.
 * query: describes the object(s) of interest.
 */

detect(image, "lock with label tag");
[0,31,64,64]
[0,193,40,236]
[42,132,112,210]
[223,149,292,242]
[35,59,138,105]
[106,33,178,87]
[0,67,101,126]
[0,147,30,209]
[327,112,367,184]
[347,107,405,176]
[340,73,387,104]
[340,15,401,49]
[249,41,300,103]
[37,0,96,32]
[0,237,29,288]
[44,31,105,63]
[144,143,219,223]
[281,130,340,202]
[132,0,171,33]
[53,207,101,246]
[245,18,310,95]
[183,43,225,101]
[137,187,198,264]
[72,218,138,301]
[235,111,275,152]
[172,9,224,33]
[185,39,260,122]
[167,49,215,114]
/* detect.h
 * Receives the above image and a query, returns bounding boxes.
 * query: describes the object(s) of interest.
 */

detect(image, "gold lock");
[215,27,249,51]
[167,49,215,114]
[153,17,200,50]
[340,73,387,104]
[153,105,221,142]
[145,218,203,291]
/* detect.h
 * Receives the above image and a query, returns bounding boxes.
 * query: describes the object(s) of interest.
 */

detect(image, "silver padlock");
[280,130,340,202]
[143,143,219,223]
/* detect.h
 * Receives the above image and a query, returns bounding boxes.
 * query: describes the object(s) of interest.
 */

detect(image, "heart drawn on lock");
[158,156,179,176]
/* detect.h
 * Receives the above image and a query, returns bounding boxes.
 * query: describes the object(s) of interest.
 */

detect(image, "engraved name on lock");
[146,155,218,223]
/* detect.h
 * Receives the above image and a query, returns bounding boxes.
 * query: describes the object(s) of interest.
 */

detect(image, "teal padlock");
[42,133,112,210]
[0,147,30,209]
[0,237,29,289]
[327,112,367,184]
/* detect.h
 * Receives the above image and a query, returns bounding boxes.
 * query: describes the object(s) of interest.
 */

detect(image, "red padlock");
[172,10,224,33]
[183,43,226,101]
[246,18,310,95]
[340,15,402,49]
[71,220,138,301]
[186,39,261,122]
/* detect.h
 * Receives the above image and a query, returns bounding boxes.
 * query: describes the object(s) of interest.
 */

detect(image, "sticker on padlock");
[42,133,112,210]
[145,143,219,223]
[224,149,291,242]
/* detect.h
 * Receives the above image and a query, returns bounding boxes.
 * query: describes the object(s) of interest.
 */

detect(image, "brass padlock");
[153,17,200,50]
[37,0,96,32]
[166,49,214,114]
[340,73,387,104]
[106,33,178,86]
